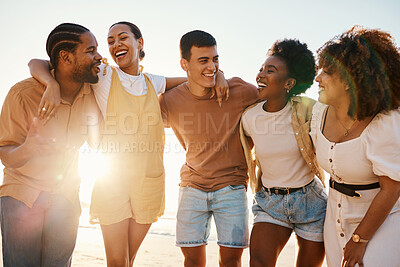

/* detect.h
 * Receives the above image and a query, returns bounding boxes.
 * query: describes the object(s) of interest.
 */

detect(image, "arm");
[28,59,60,123]
[165,77,187,91]
[0,118,58,168]
[342,176,400,267]
[0,145,33,168]
[165,70,229,107]
[212,70,229,107]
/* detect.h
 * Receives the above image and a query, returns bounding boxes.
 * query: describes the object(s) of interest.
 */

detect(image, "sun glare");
[78,142,109,203]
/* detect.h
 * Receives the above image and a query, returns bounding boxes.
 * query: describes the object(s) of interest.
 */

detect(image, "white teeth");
[258,82,267,87]
[116,51,127,57]
[204,73,215,77]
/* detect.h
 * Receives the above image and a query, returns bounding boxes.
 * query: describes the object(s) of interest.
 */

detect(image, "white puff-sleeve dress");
[311,102,400,267]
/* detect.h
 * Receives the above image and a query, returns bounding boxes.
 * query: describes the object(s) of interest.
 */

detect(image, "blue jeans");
[253,178,327,242]
[176,185,249,248]
[1,193,81,267]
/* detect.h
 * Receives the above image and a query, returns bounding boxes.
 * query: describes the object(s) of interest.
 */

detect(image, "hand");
[22,117,63,157]
[38,81,61,124]
[211,70,229,107]
[342,239,368,267]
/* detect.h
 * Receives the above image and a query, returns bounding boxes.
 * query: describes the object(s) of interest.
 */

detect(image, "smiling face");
[71,31,102,84]
[315,68,348,105]
[256,56,291,101]
[107,24,143,74]
[181,45,219,91]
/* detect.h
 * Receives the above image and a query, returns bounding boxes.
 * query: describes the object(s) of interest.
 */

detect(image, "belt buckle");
[284,188,290,195]
[353,191,362,198]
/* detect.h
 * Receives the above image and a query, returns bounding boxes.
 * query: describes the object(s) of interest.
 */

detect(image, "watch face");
[353,234,360,242]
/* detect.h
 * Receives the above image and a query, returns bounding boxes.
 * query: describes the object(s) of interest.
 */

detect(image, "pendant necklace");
[120,69,139,88]
[338,118,356,136]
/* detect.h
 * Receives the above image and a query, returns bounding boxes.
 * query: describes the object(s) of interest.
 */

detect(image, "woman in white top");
[312,26,400,267]
[29,21,226,267]
[241,39,327,267]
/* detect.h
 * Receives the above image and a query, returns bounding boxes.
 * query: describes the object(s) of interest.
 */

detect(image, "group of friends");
[0,21,399,267]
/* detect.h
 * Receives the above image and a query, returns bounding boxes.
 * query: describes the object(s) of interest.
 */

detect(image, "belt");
[263,180,314,195]
[329,178,380,198]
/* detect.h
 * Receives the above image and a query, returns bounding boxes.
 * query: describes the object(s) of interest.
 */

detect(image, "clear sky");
[0,0,399,209]
[1,0,399,103]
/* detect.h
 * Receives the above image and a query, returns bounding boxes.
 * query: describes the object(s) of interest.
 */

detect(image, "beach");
[0,133,327,266]
[0,206,310,266]
[72,225,298,267]
[71,212,300,267]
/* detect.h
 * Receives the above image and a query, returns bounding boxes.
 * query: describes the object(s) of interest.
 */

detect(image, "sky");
[1,0,399,102]
[0,0,399,208]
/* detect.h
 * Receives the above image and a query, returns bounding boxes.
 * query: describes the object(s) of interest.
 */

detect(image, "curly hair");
[317,26,400,120]
[268,39,316,98]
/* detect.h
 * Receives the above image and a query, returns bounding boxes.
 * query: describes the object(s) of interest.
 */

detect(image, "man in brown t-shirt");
[159,30,258,267]
[0,23,102,266]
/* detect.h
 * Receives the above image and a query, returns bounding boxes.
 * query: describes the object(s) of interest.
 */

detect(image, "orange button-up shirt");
[0,77,101,208]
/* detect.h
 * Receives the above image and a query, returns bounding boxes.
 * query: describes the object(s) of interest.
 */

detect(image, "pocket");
[132,172,165,214]
[255,188,266,199]
[228,184,246,191]
[310,181,328,201]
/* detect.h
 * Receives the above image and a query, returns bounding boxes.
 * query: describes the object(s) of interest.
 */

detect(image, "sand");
[71,225,299,267]
[0,224,306,266]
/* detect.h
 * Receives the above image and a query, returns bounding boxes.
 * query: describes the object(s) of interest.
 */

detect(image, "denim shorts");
[253,178,327,242]
[176,185,249,248]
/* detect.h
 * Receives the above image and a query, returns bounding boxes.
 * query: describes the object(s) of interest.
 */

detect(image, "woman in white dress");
[311,26,400,267]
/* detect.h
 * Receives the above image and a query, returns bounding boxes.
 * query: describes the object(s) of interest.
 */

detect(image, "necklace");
[338,117,356,136]
[119,69,140,88]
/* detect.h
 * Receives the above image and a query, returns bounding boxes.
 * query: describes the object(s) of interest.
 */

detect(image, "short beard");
[73,63,99,84]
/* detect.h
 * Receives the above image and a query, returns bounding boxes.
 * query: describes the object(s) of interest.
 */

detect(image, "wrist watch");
[352,233,369,243]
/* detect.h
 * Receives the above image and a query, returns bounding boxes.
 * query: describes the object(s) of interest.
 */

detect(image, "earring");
[286,88,290,94]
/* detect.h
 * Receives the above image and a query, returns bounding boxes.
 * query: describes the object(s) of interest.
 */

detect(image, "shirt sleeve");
[310,101,326,145]
[243,82,259,108]
[362,109,400,181]
[241,109,251,136]
[0,89,29,146]
[144,73,166,95]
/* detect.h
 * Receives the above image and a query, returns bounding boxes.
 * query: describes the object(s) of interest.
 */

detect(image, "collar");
[290,96,302,104]
[52,70,92,105]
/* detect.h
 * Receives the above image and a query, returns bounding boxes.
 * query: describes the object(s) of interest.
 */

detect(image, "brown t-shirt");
[159,77,258,191]
[0,77,101,207]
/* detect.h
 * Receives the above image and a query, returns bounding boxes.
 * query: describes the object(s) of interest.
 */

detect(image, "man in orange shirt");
[0,23,102,267]
[159,30,258,267]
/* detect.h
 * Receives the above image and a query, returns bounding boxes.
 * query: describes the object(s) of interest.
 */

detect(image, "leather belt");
[329,178,380,198]
[263,180,314,195]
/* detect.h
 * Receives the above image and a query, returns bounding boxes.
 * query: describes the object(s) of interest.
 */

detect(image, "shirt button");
[340,233,345,237]
[331,145,334,149]
[300,148,304,151]
[338,203,341,208]
[337,219,340,223]
[329,158,333,163]
[295,132,299,135]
